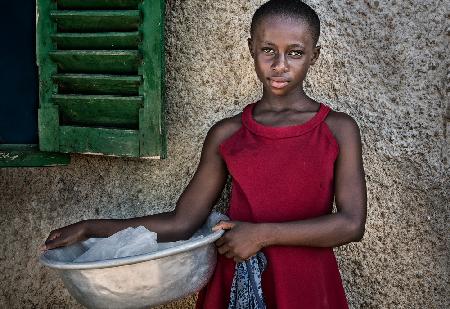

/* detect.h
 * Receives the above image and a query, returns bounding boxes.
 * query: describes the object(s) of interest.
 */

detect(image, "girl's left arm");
[214,112,367,262]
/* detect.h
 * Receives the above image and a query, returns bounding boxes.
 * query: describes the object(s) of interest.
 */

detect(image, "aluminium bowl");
[39,212,226,309]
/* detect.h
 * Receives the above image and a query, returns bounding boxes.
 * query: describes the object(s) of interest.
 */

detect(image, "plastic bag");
[74,226,158,262]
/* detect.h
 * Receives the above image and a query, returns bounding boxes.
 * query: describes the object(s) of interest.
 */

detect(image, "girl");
[43,1,367,308]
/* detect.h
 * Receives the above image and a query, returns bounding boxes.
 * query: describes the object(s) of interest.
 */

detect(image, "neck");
[259,87,314,111]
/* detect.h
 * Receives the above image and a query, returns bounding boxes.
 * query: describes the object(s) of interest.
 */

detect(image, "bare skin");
[43,16,366,265]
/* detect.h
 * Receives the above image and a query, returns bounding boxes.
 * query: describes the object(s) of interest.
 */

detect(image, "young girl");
[43,1,367,308]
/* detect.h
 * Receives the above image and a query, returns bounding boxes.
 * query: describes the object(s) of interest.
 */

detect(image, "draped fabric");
[228,252,267,309]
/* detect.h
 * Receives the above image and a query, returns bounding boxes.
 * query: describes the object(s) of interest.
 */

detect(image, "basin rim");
[39,229,224,270]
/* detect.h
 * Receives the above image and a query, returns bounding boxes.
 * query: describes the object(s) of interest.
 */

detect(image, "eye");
[288,50,304,57]
[261,47,275,55]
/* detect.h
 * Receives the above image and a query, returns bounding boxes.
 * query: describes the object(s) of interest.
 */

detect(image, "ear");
[310,45,321,65]
[248,38,255,59]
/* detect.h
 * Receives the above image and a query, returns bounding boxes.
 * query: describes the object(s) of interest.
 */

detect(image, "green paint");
[53,32,140,50]
[50,10,140,32]
[0,144,70,168]
[160,0,167,158]
[37,0,57,108]
[139,108,154,155]
[139,0,165,157]
[53,94,142,128]
[50,50,140,74]
[56,0,141,9]
[38,106,59,152]
[53,74,141,95]
[37,0,59,155]
[37,0,165,159]
[59,126,140,157]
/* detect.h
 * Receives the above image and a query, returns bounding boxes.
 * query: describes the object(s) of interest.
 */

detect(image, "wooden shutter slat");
[59,126,140,156]
[49,50,140,74]
[53,73,141,95]
[53,94,142,128]
[56,0,141,10]
[50,10,140,32]
[52,32,140,49]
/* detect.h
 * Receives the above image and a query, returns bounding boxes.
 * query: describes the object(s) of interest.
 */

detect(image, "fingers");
[216,241,248,262]
[48,233,59,241]
[215,237,224,247]
[212,221,253,262]
[41,231,59,251]
[212,220,236,232]
[45,231,60,244]
[43,239,62,251]
[225,252,234,259]
[217,243,229,255]
[44,232,69,251]
[218,245,246,262]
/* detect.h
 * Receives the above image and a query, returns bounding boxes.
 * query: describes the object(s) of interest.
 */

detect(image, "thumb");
[212,220,236,232]
[44,237,67,251]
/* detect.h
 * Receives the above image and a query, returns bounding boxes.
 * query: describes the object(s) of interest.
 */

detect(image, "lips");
[269,77,289,89]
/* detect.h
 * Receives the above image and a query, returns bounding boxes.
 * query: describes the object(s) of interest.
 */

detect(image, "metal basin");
[40,212,227,309]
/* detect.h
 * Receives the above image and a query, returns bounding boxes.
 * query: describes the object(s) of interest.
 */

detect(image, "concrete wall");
[1,0,448,308]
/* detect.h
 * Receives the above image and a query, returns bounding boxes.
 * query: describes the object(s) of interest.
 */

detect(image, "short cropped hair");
[250,0,321,45]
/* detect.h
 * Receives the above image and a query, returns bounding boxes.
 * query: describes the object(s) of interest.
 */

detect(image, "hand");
[40,221,89,252]
[213,221,266,263]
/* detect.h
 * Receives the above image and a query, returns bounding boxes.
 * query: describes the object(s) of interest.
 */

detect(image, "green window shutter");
[37,0,166,159]
[0,144,70,168]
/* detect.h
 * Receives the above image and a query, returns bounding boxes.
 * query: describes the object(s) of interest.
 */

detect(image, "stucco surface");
[0,0,448,308]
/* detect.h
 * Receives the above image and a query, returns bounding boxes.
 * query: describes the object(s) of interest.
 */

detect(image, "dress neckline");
[242,102,330,139]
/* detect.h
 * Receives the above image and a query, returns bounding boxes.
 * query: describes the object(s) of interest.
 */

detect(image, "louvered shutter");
[37,0,166,159]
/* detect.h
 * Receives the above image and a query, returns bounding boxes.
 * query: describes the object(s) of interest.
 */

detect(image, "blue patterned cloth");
[228,252,267,309]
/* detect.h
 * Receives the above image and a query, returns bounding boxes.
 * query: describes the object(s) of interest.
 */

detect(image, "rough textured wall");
[0,0,448,308]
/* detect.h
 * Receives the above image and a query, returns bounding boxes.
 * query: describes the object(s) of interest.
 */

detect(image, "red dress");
[196,103,348,309]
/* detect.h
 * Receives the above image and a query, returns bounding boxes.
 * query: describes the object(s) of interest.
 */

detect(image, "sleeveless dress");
[196,103,349,309]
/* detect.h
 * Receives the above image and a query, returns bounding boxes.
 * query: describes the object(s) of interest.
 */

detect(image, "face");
[249,16,320,97]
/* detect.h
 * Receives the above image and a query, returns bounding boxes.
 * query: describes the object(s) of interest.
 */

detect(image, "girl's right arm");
[42,117,240,251]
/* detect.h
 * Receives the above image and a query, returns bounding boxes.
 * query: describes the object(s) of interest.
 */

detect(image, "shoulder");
[324,110,362,147]
[204,113,242,148]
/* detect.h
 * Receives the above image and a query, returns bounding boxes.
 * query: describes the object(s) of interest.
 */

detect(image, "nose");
[271,53,288,73]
